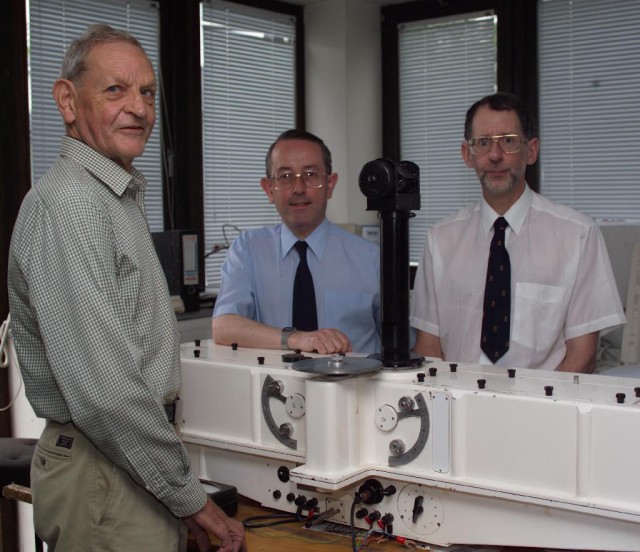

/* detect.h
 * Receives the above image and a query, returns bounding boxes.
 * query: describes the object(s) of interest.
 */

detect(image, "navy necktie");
[481,217,511,362]
[292,241,318,331]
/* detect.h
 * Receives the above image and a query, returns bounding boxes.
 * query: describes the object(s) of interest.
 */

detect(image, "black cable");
[204,244,229,258]
[242,512,303,529]
[350,494,360,552]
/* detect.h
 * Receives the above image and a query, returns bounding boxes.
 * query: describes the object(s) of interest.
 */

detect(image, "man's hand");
[289,328,352,354]
[182,497,247,552]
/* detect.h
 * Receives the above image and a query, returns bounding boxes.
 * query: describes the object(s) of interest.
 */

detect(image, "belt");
[164,399,178,423]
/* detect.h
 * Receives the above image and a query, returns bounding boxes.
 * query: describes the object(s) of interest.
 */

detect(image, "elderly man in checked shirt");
[7,24,246,552]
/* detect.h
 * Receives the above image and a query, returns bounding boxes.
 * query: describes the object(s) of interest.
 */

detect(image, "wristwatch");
[281,326,297,350]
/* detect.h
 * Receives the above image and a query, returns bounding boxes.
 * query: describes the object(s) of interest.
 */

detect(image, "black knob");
[305,498,318,509]
[286,493,296,502]
[295,349,302,354]
[231,342,238,351]
[477,379,486,389]
[412,496,424,524]
[381,513,394,526]
[277,466,290,482]
[545,385,554,396]
[272,490,281,500]
[294,495,307,506]
[257,356,265,365]
[195,339,201,347]
[194,350,200,358]
[357,479,385,505]
[429,367,437,377]
[383,485,396,496]
[449,363,457,372]
[368,511,381,523]
[355,508,368,519]
[508,368,516,378]
[278,423,293,438]
[617,392,626,404]
[417,372,426,382]
[635,387,640,398]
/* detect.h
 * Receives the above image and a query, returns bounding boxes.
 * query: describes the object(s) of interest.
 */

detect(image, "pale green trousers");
[31,421,187,552]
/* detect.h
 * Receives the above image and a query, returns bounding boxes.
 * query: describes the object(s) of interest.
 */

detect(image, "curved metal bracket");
[388,392,430,467]
[261,375,297,449]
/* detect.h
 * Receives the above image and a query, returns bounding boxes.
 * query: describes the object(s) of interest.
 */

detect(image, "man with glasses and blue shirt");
[411,93,625,372]
[212,129,381,354]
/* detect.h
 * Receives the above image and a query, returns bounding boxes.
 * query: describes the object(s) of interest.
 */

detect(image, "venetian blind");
[398,12,497,262]
[538,0,640,222]
[28,0,164,232]
[201,0,296,290]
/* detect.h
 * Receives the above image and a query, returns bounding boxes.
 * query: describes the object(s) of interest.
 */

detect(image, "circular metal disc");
[293,355,382,376]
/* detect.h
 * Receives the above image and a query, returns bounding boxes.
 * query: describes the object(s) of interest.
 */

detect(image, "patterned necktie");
[481,217,511,362]
[292,241,318,331]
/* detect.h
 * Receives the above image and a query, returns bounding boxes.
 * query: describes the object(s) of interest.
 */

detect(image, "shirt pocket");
[512,282,571,352]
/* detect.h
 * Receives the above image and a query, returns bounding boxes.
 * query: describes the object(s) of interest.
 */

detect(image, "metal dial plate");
[261,375,297,449]
[388,392,430,467]
[397,483,444,536]
[293,355,382,376]
[286,393,306,418]
[375,404,399,431]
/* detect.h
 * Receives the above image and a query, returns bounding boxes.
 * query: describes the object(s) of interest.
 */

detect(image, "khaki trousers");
[31,421,187,552]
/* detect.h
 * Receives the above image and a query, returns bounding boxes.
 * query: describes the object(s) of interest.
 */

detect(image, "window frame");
[159,0,304,288]
[381,0,538,188]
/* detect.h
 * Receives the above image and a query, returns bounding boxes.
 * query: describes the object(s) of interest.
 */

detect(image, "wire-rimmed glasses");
[270,170,328,191]
[467,134,523,155]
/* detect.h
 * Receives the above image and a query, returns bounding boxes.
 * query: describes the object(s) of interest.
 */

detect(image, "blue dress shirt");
[213,219,381,353]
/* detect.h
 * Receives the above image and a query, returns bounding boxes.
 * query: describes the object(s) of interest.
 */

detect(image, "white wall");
[304,0,380,226]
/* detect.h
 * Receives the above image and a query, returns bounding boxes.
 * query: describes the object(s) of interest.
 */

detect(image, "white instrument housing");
[179,341,640,549]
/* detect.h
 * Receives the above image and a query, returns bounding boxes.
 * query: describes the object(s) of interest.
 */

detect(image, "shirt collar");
[480,184,533,236]
[59,135,146,198]
[280,218,330,260]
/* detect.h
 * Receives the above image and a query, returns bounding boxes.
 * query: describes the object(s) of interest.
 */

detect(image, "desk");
[177,307,213,343]
[190,496,395,552]
[194,496,596,552]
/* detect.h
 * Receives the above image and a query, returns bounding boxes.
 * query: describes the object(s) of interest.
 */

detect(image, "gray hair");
[60,24,146,82]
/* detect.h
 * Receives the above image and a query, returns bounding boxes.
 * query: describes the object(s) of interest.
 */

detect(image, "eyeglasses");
[270,170,328,191]
[467,134,523,156]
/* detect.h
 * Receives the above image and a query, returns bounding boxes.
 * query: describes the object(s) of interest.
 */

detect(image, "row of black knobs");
[416,365,639,403]
[191,344,638,404]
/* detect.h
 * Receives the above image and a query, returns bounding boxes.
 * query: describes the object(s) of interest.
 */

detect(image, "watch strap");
[281,327,296,350]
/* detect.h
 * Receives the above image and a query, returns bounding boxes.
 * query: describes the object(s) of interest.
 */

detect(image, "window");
[201,0,297,290]
[398,13,497,262]
[28,0,164,231]
[538,0,640,223]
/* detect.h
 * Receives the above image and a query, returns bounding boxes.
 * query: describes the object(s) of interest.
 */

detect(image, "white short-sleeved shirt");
[410,185,626,370]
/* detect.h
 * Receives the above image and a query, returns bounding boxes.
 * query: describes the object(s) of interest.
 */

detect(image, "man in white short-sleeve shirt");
[410,93,625,372]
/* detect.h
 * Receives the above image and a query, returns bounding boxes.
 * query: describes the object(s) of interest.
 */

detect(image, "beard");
[480,168,521,197]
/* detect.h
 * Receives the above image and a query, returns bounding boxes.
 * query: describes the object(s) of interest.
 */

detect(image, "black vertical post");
[359,158,423,369]
[380,210,412,363]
